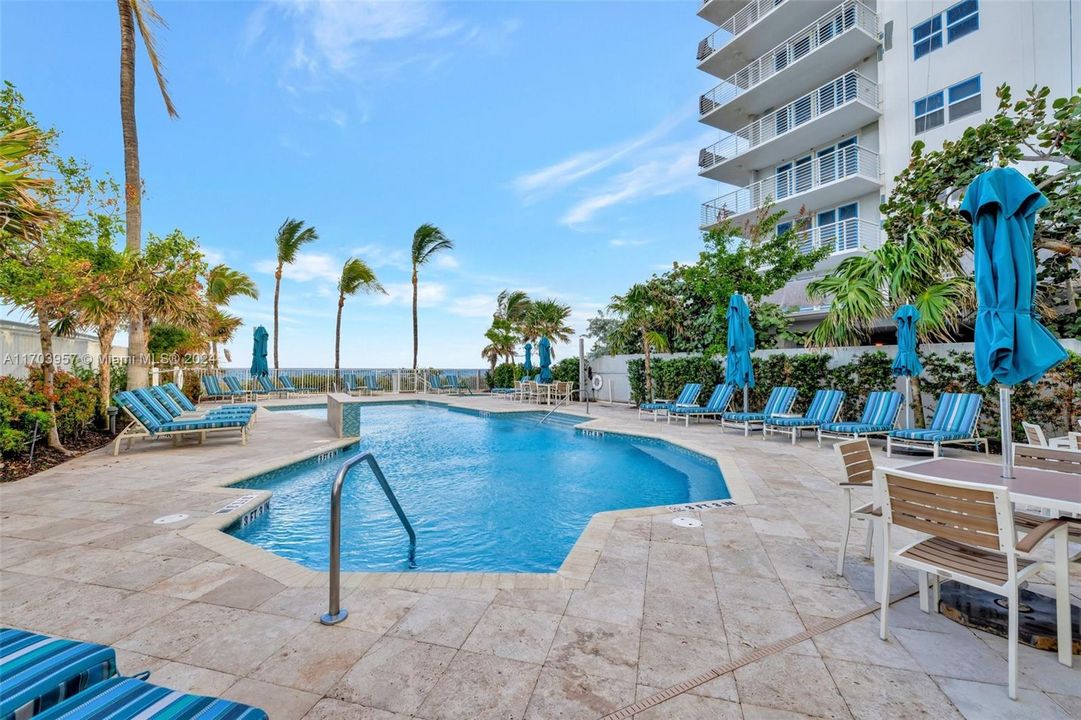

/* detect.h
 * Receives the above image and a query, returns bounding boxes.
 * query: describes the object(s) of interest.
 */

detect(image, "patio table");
[872,457,1078,666]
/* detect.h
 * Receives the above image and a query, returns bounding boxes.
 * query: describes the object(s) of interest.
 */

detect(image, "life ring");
[591,375,604,391]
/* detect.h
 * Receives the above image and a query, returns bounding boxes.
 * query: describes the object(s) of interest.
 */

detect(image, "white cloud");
[351,243,410,271]
[434,254,460,270]
[255,251,340,283]
[447,294,493,318]
[201,246,226,265]
[608,238,651,248]
[374,281,447,307]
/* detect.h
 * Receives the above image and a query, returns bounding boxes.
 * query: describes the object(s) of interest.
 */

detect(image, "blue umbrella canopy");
[538,337,553,383]
[522,342,533,376]
[724,294,755,389]
[251,326,269,377]
[891,305,923,377]
[960,167,1067,386]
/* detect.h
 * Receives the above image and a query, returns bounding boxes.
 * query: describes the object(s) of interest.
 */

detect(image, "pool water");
[230,404,728,572]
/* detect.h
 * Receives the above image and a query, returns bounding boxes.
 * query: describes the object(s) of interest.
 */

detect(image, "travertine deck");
[1,393,1078,719]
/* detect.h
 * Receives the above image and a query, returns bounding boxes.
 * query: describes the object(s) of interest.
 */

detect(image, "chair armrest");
[839,482,872,488]
[1016,518,1069,554]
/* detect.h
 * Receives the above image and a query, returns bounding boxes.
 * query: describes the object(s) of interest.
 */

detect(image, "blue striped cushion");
[767,416,821,427]
[861,391,903,426]
[889,428,972,442]
[794,389,845,424]
[672,384,734,414]
[223,376,249,395]
[820,422,893,434]
[202,376,226,396]
[672,406,724,414]
[639,402,671,410]
[929,393,982,434]
[256,376,276,393]
[162,384,198,411]
[674,384,703,406]
[1,628,117,720]
[133,389,174,424]
[148,386,184,416]
[116,392,163,433]
[763,386,798,416]
[723,412,766,422]
[160,418,248,432]
[34,677,267,720]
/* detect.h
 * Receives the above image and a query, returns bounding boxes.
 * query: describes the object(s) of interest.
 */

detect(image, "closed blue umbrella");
[892,304,923,428]
[725,293,755,412]
[961,167,1068,478]
[522,342,533,378]
[251,326,269,378]
[538,337,553,383]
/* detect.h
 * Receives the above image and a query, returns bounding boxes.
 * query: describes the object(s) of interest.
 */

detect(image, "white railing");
[176,367,490,397]
[699,72,877,172]
[700,144,880,225]
[700,1,877,116]
[699,0,792,61]
[795,218,879,255]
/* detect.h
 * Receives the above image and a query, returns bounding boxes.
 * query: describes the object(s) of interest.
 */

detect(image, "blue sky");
[2,0,725,368]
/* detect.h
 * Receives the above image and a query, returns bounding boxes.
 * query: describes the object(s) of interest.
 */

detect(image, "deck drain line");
[599,588,919,720]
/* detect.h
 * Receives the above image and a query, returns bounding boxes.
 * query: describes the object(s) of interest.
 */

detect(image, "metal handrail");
[539,387,580,423]
[322,451,416,625]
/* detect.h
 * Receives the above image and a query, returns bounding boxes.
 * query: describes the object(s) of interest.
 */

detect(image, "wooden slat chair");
[1022,421,1048,446]
[886,392,989,457]
[1012,444,1081,562]
[878,471,1072,699]
[834,438,880,575]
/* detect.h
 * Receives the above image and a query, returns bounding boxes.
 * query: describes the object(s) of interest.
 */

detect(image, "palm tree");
[481,320,517,370]
[491,289,531,361]
[75,247,134,420]
[335,258,385,387]
[521,298,574,357]
[609,283,671,402]
[117,0,178,390]
[204,264,258,367]
[272,218,318,370]
[410,223,453,369]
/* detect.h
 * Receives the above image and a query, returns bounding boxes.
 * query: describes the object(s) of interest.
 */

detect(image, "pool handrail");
[322,451,417,625]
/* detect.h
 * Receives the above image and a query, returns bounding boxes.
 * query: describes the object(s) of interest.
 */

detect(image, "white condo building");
[696,0,1080,335]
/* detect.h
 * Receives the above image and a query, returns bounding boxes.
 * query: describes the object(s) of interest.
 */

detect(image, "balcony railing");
[700,1,877,116]
[698,0,791,61]
[794,218,878,255]
[699,72,877,171]
[700,144,880,225]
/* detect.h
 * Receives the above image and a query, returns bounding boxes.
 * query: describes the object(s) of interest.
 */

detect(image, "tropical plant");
[608,282,673,402]
[73,244,133,420]
[203,263,258,366]
[334,257,384,385]
[410,223,453,369]
[481,319,517,370]
[271,217,318,370]
[117,0,178,390]
[521,298,574,354]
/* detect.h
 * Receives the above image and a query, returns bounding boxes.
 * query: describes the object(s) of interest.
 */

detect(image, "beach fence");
[173,367,489,396]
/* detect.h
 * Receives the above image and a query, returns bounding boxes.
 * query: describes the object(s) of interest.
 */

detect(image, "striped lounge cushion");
[640,402,672,411]
[160,418,247,432]
[820,422,893,434]
[766,416,818,427]
[1,628,117,720]
[34,677,267,720]
[723,412,766,422]
[672,406,722,414]
[889,428,972,442]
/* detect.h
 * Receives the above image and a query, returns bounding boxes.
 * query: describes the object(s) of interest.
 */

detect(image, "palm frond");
[411,224,453,266]
[338,257,384,296]
[275,217,318,264]
[127,0,178,118]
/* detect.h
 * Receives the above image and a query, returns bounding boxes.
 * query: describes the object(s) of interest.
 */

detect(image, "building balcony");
[699,145,880,229]
[794,217,880,256]
[700,0,879,131]
[699,72,879,184]
[697,0,837,79]
[698,0,745,26]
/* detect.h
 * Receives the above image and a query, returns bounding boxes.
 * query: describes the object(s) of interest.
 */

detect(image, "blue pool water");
[230,403,728,572]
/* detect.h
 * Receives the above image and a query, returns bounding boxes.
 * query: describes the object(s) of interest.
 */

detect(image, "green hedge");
[627,350,1081,442]
[0,369,98,457]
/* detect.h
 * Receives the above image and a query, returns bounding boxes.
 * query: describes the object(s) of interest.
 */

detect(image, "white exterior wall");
[0,320,128,380]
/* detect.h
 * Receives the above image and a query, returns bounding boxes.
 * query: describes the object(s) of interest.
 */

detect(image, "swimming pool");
[230,403,729,573]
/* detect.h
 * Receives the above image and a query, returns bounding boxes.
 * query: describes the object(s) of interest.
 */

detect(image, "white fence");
[0,319,127,380]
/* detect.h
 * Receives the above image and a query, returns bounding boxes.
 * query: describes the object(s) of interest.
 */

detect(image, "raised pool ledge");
[327,393,362,438]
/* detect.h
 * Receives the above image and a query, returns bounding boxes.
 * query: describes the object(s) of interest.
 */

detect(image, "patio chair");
[667,384,734,426]
[365,374,384,395]
[201,374,244,402]
[877,471,1071,699]
[428,375,447,394]
[32,676,267,720]
[255,375,286,398]
[138,388,254,427]
[764,389,846,445]
[163,383,255,414]
[1,627,117,720]
[886,392,988,457]
[113,391,250,455]
[278,375,315,396]
[208,375,251,403]
[720,385,798,436]
[817,390,904,446]
[639,383,702,421]
[1022,421,1074,449]
[225,375,267,399]
[833,439,879,575]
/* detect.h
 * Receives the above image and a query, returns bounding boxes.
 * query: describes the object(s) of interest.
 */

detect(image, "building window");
[948,75,981,120]
[913,0,978,60]
[946,0,979,42]
[912,15,942,60]
[914,91,945,134]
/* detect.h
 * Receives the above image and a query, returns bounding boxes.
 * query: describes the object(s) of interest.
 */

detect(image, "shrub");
[0,376,52,456]
[486,362,522,390]
[626,356,724,405]
[551,357,580,385]
[28,368,97,442]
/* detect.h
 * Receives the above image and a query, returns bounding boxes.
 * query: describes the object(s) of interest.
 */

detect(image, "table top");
[885,457,1081,513]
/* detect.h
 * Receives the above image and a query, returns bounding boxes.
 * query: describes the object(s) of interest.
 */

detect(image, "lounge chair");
[1,627,117,719]
[833,438,879,575]
[139,388,254,427]
[162,383,255,413]
[877,471,1071,699]
[364,374,384,395]
[886,392,988,457]
[639,383,702,421]
[113,391,250,455]
[428,375,447,394]
[34,676,267,719]
[225,375,267,399]
[201,375,248,403]
[720,386,798,436]
[278,375,316,395]
[667,384,734,426]
[817,390,904,446]
[442,374,460,395]
[764,389,846,445]
[256,375,286,398]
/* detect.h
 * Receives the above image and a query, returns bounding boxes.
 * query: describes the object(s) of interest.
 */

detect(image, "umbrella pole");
[743,386,749,413]
[999,385,1013,480]
[904,376,913,429]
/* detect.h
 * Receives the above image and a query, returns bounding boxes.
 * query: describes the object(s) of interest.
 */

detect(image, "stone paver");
[1,395,1078,719]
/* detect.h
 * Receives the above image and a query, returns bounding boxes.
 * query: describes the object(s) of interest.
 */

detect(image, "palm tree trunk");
[911,375,926,427]
[642,329,653,403]
[118,0,148,390]
[411,268,419,370]
[273,266,282,371]
[35,305,64,451]
[97,324,117,424]
[334,294,344,391]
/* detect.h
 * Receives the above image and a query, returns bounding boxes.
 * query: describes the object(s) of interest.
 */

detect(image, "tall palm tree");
[117,0,178,390]
[491,289,531,361]
[204,263,258,367]
[272,218,318,370]
[481,320,517,370]
[410,223,453,369]
[335,258,385,387]
[521,298,574,357]
[609,283,671,402]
